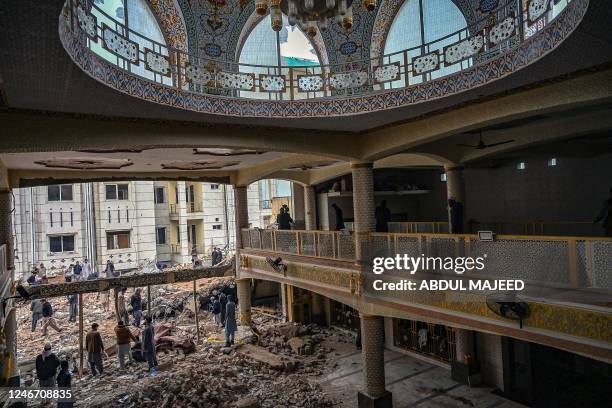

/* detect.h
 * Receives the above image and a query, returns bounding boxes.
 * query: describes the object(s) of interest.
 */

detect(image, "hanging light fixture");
[256,0,269,15]
[262,0,373,37]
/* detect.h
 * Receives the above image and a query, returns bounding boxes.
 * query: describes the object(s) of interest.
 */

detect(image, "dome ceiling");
[166,0,478,67]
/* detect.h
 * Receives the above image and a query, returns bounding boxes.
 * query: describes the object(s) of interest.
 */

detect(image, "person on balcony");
[276,205,294,230]
[105,259,116,278]
[448,198,464,234]
[82,258,92,280]
[331,203,345,231]
[593,188,612,237]
[375,200,391,232]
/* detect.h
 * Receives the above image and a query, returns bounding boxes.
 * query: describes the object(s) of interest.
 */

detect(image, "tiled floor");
[318,349,526,408]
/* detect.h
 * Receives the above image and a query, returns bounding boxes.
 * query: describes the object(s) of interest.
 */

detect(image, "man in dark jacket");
[57,360,73,408]
[212,297,221,326]
[85,323,104,375]
[219,292,227,328]
[42,299,62,335]
[277,205,294,230]
[31,299,43,332]
[130,289,143,327]
[36,343,60,387]
[448,198,464,234]
[224,295,237,347]
[73,261,82,281]
[142,316,158,374]
[331,203,345,231]
[594,188,612,237]
[67,294,78,323]
[375,200,391,232]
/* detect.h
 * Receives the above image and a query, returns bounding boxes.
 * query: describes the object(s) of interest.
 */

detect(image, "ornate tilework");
[297,75,325,92]
[489,15,516,45]
[148,0,188,51]
[102,24,139,63]
[413,51,440,75]
[184,64,214,85]
[373,63,400,83]
[329,71,369,90]
[444,34,484,65]
[259,74,286,92]
[528,0,550,23]
[60,0,588,117]
[217,71,255,91]
[144,48,171,76]
[76,2,97,40]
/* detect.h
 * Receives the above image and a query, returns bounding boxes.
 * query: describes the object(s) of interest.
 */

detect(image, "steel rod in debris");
[78,293,83,378]
[193,279,200,345]
[21,263,233,300]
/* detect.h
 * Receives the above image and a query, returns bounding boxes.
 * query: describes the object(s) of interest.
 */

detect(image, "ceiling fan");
[458,130,514,150]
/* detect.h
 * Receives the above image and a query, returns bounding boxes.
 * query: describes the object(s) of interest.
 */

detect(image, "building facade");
[11,180,291,277]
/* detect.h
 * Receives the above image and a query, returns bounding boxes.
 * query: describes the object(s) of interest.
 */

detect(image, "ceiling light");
[516,162,526,170]
[548,158,557,166]
[440,173,447,182]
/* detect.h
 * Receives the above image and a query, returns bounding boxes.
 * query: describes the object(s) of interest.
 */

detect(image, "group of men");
[210,293,238,346]
[210,247,224,266]
[27,258,116,287]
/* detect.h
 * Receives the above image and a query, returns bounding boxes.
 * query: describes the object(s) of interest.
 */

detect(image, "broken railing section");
[21,262,234,300]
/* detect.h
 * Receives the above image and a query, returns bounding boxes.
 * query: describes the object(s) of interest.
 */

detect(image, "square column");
[444,165,465,234]
[292,184,305,229]
[236,278,252,325]
[304,185,317,230]
[233,185,249,277]
[358,314,392,408]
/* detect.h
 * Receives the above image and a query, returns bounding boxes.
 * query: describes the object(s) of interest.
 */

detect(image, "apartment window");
[210,184,220,190]
[154,187,165,204]
[106,231,131,249]
[49,235,75,253]
[176,225,180,243]
[48,184,73,201]
[212,224,222,230]
[156,227,167,245]
[106,184,129,200]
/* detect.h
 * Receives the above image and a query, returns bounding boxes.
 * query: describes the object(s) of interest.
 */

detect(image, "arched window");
[90,0,170,84]
[383,0,467,86]
[238,15,320,100]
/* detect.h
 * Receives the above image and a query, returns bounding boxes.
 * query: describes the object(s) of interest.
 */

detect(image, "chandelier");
[255,0,377,37]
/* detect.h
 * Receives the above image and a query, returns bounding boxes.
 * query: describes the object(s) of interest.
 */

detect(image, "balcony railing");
[186,201,203,213]
[241,229,355,261]
[241,229,612,289]
[65,0,572,102]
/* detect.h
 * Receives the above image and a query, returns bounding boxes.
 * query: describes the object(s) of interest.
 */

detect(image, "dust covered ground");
[14,277,356,407]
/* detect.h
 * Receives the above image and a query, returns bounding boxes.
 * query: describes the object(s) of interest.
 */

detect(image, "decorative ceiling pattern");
[370,0,478,60]
[35,157,134,169]
[148,0,189,51]
[161,159,240,169]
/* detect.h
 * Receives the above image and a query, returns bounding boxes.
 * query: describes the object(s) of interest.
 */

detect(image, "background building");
[11,180,292,277]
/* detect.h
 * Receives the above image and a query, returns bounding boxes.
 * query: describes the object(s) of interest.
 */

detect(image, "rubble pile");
[112,347,334,408]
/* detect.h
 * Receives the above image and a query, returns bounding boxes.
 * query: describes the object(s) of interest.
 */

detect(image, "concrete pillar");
[0,191,19,383]
[292,184,305,230]
[280,283,288,322]
[351,162,375,233]
[233,186,249,277]
[177,182,190,263]
[304,185,317,230]
[444,165,465,233]
[236,278,252,326]
[351,162,375,269]
[359,314,392,407]
[455,328,472,363]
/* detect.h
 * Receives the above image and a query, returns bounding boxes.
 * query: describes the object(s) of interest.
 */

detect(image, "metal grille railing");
[65,0,572,102]
[241,228,611,289]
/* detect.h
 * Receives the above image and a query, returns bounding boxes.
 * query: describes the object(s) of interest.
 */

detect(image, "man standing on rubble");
[143,316,158,375]
[73,261,82,282]
[212,296,221,326]
[35,343,60,387]
[82,258,94,280]
[219,292,227,328]
[31,298,43,332]
[131,288,143,327]
[117,288,130,324]
[115,320,137,370]
[42,299,62,335]
[68,293,78,323]
[224,295,237,346]
[86,323,105,376]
